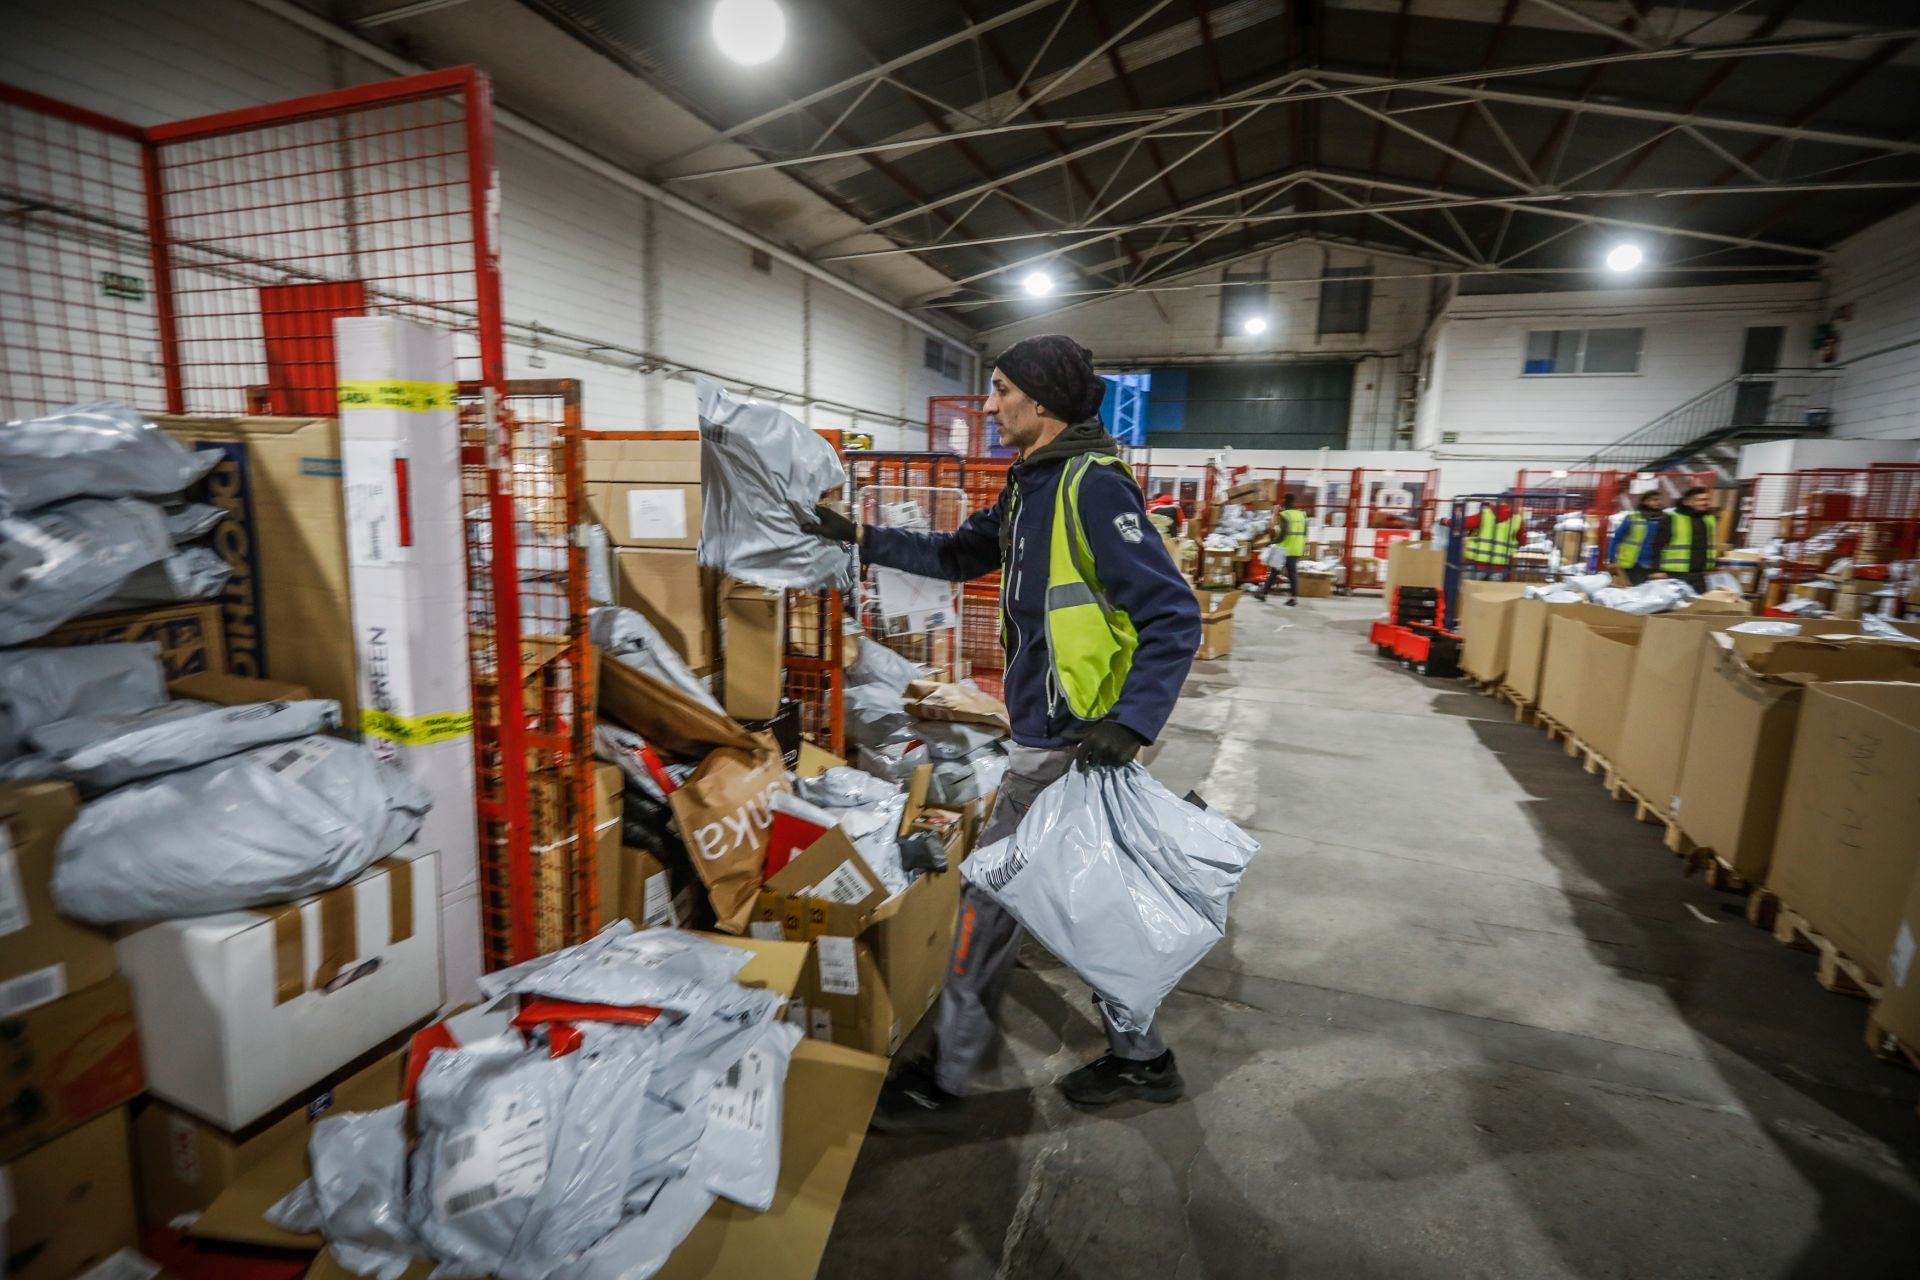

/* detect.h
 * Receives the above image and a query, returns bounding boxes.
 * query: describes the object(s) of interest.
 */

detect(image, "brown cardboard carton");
[582,436,702,485]
[1198,548,1238,588]
[168,672,311,704]
[1507,601,1622,705]
[1384,542,1445,600]
[160,416,357,714]
[722,581,787,720]
[1611,613,1754,809]
[1874,868,1920,1046]
[613,844,702,932]
[0,975,142,1161]
[588,480,702,550]
[1458,582,1529,683]
[1193,587,1242,660]
[1297,571,1336,599]
[0,782,115,1011]
[1674,634,1920,879]
[36,602,227,682]
[1766,683,1920,983]
[1577,626,1645,764]
[3,1107,139,1280]
[139,1050,410,1238]
[755,825,964,1057]
[301,1037,886,1280]
[1539,612,1645,736]
[612,548,718,671]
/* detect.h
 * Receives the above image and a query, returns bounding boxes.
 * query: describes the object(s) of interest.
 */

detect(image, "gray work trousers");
[932,743,1168,1095]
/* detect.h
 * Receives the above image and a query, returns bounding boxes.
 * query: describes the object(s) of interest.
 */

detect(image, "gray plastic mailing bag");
[0,497,175,644]
[267,1104,418,1280]
[0,642,168,761]
[846,636,927,692]
[478,921,751,1017]
[28,698,341,793]
[0,401,219,518]
[102,544,231,607]
[589,606,720,714]
[962,763,1260,1032]
[693,377,856,592]
[51,734,429,924]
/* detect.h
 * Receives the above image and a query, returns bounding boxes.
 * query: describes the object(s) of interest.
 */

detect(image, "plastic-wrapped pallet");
[693,377,857,592]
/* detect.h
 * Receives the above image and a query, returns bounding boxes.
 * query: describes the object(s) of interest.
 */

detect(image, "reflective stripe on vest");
[1464,512,1524,566]
[1278,508,1307,557]
[1041,455,1140,722]
[1659,511,1718,573]
[1614,511,1653,569]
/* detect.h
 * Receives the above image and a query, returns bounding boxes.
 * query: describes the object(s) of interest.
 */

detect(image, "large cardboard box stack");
[334,316,482,1000]
[1767,683,1920,983]
[589,436,720,675]
[1673,632,1920,880]
[1457,581,1528,684]
[1194,587,1243,660]
[1539,612,1644,740]
[1611,613,1753,810]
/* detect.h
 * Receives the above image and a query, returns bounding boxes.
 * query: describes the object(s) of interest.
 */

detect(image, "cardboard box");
[168,671,311,704]
[1767,683,1920,983]
[1458,582,1528,683]
[1226,477,1278,505]
[301,1036,885,1280]
[135,1049,410,1236]
[1197,548,1238,588]
[1539,614,1645,744]
[1876,868,1920,1046]
[3,1107,139,1280]
[722,581,787,720]
[1577,625,1646,764]
[1675,634,1920,879]
[1298,571,1336,598]
[1611,613,1753,810]
[754,826,964,1057]
[588,481,703,550]
[582,436,702,485]
[613,548,718,672]
[1507,601,1616,705]
[1384,542,1445,600]
[160,416,353,708]
[0,976,142,1162]
[613,844,703,931]
[36,602,226,681]
[1193,587,1242,660]
[1347,556,1381,590]
[0,782,116,1015]
[115,853,442,1129]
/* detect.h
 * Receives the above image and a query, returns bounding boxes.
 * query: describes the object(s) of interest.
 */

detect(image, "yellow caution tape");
[336,380,457,413]
[360,707,474,746]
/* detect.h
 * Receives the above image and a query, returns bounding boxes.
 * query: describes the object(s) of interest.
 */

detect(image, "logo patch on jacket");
[1113,512,1144,544]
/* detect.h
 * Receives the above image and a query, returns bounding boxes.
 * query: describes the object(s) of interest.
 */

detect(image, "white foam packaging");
[114,849,443,1129]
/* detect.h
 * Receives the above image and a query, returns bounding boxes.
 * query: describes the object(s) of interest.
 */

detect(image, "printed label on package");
[642,873,675,928]
[625,488,688,540]
[76,1249,162,1280]
[436,1098,549,1220]
[344,440,405,567]
[815,935,859,996]
[748,920,784,941]
[261,738,332,784]
[707,1046,775,1137]
[0,963,67,1017]
[0,833,28,937]
[809,860,874,908]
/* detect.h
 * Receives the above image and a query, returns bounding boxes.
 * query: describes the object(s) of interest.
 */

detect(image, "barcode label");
[708,1046,774,1136]
[77,1250,162,1280]
[749,920,784,941]
[0,963,66,1017]
[642,872,675,928]
[810,860,873,907]
[815,935,858,996]
[0,832,28,937]
[434,1098,548,1220]
[263,739,330,783]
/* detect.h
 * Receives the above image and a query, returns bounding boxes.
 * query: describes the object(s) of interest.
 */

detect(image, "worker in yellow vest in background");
[1462,500,1525,580]
[1608,490,1668,585]
[1651,485,1719,592]
[1251,492,1309,605]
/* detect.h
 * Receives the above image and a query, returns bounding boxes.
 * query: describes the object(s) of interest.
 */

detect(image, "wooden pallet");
[1768,903,1884,1000]
[1866,1010,1920,1073]
[1536,710,1608,776]
[1604,771,1666,827]
[1497,683,1536,725]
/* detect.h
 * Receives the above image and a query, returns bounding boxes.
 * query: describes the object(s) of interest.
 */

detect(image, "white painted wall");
[1416,282,1824,464]
[1734,437,1920,480]
[982,241,1442,451]
[1826,202,1920,443]
[0,0,974,446]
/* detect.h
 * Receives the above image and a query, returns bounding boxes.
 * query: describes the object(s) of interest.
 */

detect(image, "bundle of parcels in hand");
[269,923,813,1280]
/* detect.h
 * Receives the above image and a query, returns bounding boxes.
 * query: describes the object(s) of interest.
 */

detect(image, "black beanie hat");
[992,334,1105,422]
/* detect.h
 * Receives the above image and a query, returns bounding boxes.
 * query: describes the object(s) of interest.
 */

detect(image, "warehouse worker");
[1462,499,1525,580]
[1651,485,1719,592]
[805,334,1201,1130]
[1608,490,1668,585]
[1146,491,1187,537]
[1250,491,1308,605]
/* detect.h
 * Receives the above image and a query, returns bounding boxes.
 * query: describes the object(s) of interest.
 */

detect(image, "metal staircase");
[1576,369,1841,476]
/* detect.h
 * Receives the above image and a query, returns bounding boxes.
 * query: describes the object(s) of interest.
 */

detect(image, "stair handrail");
[1575,367,1839,471]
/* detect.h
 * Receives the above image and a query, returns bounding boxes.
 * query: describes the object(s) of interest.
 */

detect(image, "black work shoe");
[1059,1050,1185,1106]
[1284,598,1297,607]
[870,1059,967,1133]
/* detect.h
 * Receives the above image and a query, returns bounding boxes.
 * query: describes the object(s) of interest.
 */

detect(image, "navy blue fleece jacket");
[860,421,1200,750]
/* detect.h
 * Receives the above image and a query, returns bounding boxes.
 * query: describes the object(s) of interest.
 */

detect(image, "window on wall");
[1317,267,1373,335]
[1523,327,1644,374]
[1218,271,1269,338]
[924,337,963,380]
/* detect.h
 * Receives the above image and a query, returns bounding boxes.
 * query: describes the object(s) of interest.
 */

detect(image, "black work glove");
[803,504,860,545]
[1075,719,1148,769]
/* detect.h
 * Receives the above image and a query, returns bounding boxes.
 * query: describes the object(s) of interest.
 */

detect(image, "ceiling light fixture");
[1242,315,1268,335]
[1022,270,1055,297]
[1605,243,1644,273]
[712,0,785,66]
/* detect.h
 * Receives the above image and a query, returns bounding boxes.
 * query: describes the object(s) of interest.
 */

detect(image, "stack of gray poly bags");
[0,401,233,644]
[843,637,1010,802]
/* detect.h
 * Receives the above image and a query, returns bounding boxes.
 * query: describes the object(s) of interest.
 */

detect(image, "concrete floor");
[823,596,1920,1280]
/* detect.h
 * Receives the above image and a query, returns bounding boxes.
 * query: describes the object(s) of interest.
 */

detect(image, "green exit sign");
[1440,431,1459,444]
[101,271,145,300]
